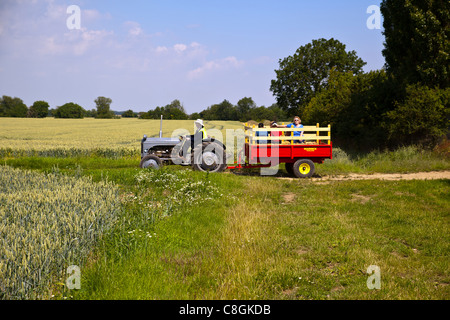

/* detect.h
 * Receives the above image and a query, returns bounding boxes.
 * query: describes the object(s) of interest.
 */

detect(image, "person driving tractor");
[180,119,207,162]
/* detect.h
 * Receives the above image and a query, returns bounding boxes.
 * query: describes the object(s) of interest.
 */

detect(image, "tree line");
[0,94,289,122]
[0,96,119,119]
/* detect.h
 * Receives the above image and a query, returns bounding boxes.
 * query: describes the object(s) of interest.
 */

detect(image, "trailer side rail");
[244,123,331,145]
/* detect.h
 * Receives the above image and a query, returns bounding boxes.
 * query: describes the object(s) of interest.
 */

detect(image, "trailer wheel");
[191,141,227,173]
[292,159,314,178]
[140,154,163,169]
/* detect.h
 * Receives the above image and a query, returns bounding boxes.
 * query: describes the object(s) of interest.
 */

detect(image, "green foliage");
[94,96,114,119]
[303,69,395,149]
[201,99,237,120]
[270,38,366,115]
[381,0,449,88]
[28,100,49,118]
[54,102,85,119]
[0,95,28,117]
[386,84,450,145]
[198,98,287,122]
[141,99,189,120]
[236,97,257,121]
[121,109,136,118]
[303,69,355,126]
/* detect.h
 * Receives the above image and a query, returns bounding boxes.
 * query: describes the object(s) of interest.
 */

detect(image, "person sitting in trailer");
[269,121,281,144]
[255,122,268,144]
[275,116,304,143]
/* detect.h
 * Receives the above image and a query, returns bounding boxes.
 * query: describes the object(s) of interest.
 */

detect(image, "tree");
[270,38,366,116]
[236,97,257,121]
[189,112,201,120]
[0,95,28,117]
[140,100,189,119]
[386,84,449,146]
[201,100,237,120]
[121,109,136,118]
[302,69,397,149]
[54,102,85,118]
[381,0,449,88]
[28,100,49,118]
[302,69,356,127]
[95,96,114,118]
[163,99,189,119]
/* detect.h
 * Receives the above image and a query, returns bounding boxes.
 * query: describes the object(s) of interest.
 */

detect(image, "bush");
[54,102,85,119]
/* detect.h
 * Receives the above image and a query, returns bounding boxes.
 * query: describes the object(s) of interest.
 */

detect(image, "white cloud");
[155,46,168,53]
[188,56,244,79]
[174,43,187,53]
[124,21,143,37]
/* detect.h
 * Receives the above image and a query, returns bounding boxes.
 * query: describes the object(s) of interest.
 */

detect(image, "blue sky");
[0,0,385,113]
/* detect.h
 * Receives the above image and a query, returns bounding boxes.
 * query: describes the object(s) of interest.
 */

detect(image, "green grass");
[1,146,449,300]
[66,170,449,300]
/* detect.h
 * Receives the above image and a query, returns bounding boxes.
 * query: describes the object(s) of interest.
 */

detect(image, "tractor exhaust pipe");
[159,115,163,138]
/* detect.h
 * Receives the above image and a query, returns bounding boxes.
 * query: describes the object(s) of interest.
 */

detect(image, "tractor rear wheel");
[140,154,163,169]
[191,141,227,173]
[292,159,315,178]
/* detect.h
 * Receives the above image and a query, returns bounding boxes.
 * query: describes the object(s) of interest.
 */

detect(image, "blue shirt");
[287,123,303,136]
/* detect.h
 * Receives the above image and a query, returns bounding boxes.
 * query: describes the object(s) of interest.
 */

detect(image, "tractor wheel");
[292,159,315,178]
[140,154,163,169]
[191,141,227,173]
[285,162,294,176]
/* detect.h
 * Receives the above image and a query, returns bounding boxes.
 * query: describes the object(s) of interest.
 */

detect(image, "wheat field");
[0,165,122,299]
[0,118,243,157]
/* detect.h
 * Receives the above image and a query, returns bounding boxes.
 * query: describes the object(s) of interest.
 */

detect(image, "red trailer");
[227,123,332,178]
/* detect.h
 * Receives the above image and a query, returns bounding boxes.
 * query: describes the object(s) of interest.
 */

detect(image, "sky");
[0,0,385,114]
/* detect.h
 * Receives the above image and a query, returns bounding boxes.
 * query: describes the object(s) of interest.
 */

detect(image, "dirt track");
[312,171,450,181]
[277,170,450,181]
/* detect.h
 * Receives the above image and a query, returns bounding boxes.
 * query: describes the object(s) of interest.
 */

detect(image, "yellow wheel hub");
[299,163,311,175]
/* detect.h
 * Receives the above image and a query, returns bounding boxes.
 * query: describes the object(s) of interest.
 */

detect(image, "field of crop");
[0,165,121,299]
[0,118,243,157]
[0,118,449,302]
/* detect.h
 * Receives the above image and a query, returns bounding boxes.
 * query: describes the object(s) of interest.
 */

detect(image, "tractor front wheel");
[140,154,163,169]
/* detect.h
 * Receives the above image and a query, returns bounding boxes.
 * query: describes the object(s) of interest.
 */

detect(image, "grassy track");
[41,163,446,300]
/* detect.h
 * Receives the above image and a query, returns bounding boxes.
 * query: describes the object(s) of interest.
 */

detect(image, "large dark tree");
[381,0,449,88]
[0,95,28,117]
[54,102,85,118]
[270,38,366,116]
[28,100,50,118]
